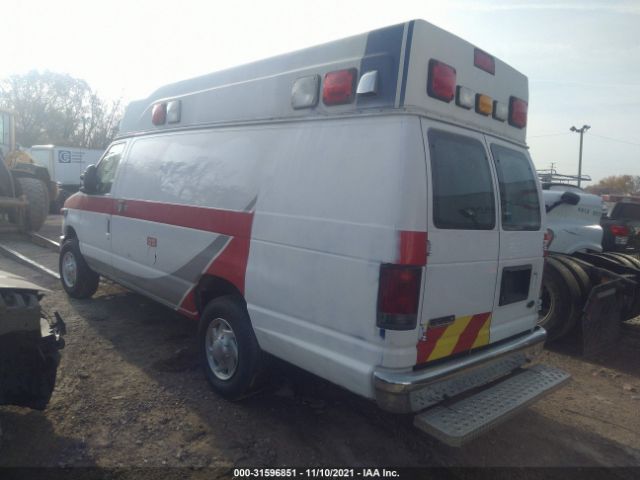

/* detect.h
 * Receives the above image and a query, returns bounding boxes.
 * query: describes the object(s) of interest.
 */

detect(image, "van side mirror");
[560,191,580,206]
[81,165,98,194]
[546,190,581,213]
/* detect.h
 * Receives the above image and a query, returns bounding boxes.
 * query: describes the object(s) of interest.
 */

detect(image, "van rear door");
[486,138,544,342]
[417,122,499,365]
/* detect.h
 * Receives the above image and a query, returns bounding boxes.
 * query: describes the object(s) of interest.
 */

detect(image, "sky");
[2,0,639,183]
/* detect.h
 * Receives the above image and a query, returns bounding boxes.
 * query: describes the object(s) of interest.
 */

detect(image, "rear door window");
[428,129,495,230]
[490,144,541,231]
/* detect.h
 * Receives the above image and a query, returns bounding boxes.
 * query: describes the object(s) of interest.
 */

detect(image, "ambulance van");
[60,19,569,445]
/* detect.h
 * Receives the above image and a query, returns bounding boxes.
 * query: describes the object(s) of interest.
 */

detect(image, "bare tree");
[585,175,640,196]
[0,70,123,149]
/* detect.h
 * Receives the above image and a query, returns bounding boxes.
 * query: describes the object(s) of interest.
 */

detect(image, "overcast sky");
[3,0,639,182]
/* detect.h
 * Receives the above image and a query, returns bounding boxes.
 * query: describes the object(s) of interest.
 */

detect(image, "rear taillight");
[543,228,554,256]
[377,264,422,331]
[610,225,630,245]
[509,96,527,128]
[427,59,456,103]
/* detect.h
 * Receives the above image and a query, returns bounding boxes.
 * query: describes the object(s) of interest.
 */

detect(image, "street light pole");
[570,124,590,188]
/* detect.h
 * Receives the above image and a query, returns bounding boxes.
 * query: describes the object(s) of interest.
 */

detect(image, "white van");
[60,19,568,445]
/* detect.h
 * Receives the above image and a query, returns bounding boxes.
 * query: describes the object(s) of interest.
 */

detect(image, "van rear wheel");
[59,238,100,298]
[199,296,263,400]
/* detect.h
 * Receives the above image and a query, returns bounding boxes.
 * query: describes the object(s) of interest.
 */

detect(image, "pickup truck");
[601,196,640,254]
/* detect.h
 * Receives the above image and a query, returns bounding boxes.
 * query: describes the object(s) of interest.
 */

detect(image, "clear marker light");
[456,86,474,109]
[493,101,508,121]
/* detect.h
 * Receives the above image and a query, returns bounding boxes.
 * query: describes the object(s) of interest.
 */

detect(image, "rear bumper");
[373,327,547,413]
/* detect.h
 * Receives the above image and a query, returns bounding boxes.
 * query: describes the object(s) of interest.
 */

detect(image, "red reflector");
[610,225,630,236]
[323,69,356,105]
[427,59,456,103]
[152,103,167,125]
[378,265,421,316]
[474,48,495,75]
[509,96,527,129]
[399,231,428,265]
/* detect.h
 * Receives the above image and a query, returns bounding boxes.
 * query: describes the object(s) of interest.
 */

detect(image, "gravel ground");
[1,223,639,474]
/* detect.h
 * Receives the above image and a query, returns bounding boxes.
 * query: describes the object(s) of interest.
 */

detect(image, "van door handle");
[117,200,127,213]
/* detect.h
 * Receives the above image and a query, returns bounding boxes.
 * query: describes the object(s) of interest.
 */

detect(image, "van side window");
[490,144,541,231]
[95,143,125,195]
[428,130,495,230]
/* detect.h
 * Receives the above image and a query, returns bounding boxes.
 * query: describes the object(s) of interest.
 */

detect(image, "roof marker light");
[493,101,508,121]
[152,103,166,125]
[291,75,320,109]
[166,100,181,123]
[356,70,379,96]
[474,48,495,75]
[427,59,456,103]
[323,69,357,105]
[456,86,474,109]
[509,96,528,129]
[475,94,493,116]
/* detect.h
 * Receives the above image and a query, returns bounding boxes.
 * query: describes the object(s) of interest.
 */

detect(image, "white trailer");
[28,145,103,210]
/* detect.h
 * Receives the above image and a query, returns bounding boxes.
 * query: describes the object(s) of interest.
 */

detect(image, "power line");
[528,132,570,138]
[589,133,640,147]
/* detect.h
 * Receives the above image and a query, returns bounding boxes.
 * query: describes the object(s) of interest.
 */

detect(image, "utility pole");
[570,125,590,187]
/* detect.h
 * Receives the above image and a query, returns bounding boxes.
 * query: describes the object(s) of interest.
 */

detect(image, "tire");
[59,238,100,298]
[600,253,634,267]
[552,255,592,301]
[606,252,638,268]
[539,257,583,341]
[16,176,49,231]
[0,159,15,197]
[199,296,263,400]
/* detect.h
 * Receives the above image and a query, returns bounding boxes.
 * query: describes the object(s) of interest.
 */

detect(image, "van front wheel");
[59,239,100,298]
[199,296,263,400]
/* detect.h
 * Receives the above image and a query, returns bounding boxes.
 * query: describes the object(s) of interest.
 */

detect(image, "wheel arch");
[194,274,246,318]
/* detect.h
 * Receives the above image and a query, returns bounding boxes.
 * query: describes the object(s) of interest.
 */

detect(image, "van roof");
[119,19,528,145]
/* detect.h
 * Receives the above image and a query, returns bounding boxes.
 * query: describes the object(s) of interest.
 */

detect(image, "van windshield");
[490,144,541,231]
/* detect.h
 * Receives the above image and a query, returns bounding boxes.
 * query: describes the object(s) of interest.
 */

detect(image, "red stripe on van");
[65,194,115,214]
[65,194,253,238]
[451,312,491,354]
[119,199,253,238]
[416,325,447,362]
[398,231,427,265]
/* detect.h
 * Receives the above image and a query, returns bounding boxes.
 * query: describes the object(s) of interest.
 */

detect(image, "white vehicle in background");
[60,19,570,446]
[28,145,103,212]
[538,172,640,348]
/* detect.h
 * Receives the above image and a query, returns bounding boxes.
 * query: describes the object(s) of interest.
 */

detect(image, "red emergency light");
[474,48,495,75]
[427,59,456,103]
[152,103,167,125]
[323,69,356,105]
[509,96,528,129]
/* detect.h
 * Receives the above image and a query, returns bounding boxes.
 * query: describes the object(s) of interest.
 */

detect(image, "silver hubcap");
[205,317,238,380]
[62,251,78,288]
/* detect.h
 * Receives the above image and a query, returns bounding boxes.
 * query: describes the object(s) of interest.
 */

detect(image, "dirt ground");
[1,219,640,473]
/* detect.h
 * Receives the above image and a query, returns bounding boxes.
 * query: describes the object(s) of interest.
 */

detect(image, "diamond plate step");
[414,364,570,447]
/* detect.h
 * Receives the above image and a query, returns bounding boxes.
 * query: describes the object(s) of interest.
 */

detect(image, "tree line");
[0,70,122,150]
[585,175,640,196]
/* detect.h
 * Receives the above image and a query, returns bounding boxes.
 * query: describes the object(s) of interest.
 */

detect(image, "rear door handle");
[117,200,126,213]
